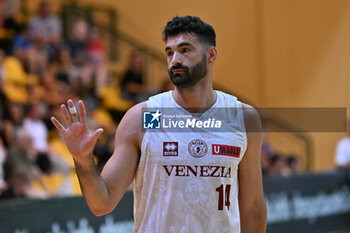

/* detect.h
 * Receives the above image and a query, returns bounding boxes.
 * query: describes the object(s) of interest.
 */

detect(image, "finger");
[91,128,104,144]
[78,100,87,126]
[60,104,71,127]
[67,99,79,123]
[51,117,66,133]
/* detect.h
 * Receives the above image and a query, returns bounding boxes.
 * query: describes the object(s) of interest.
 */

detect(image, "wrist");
[73,154,95,170]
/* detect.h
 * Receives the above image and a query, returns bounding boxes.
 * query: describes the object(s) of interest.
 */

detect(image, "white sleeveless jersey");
[133,90,247,233]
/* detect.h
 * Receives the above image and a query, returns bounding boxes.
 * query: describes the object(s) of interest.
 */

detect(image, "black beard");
[168,54,207,88]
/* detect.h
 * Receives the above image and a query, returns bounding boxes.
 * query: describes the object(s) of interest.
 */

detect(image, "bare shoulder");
[241,103,262,133]
[115,102,147,146]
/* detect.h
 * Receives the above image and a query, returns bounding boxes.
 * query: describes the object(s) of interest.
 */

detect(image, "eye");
[166,51,174,57]
[182,48,190,53]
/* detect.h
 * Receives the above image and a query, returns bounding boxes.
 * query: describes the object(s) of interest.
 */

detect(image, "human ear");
[207,46,217,64]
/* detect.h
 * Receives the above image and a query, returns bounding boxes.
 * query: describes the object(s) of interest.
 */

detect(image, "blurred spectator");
[0,0,22,55]
[42,70,77,131]
[35,152,52,175]
[13,24,48,76]
[266,154,283,176]
[261,153,271,176]
[121,50,153,103]
[26,75,44,105]
[23,103,49,153]
[0,49,30,104]
[286,155,301,175]
[66,19,88,66]
[87,27,108,98]
[1,166,35,199]
[265,154,292,177]
[87,27,105,64]
[42,69,72,109]
[65,20,109,103]
[55,45,76,87]
[32,152,78,197]
[2,101,25,147]
[65,19,93,96]
[261,131,273,175]
[264,153,301,177]
[1,129,48,199]
[334,119,350,168]
[48,131,82,196]
[28,1,62,61]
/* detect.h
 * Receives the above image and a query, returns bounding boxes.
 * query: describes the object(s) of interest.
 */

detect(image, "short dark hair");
[162,16,216,47]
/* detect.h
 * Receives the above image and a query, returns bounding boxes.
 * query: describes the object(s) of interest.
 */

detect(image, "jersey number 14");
[216,184,231,211]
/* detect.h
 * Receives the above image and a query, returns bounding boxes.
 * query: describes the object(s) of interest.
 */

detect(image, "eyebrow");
[165,42,194,52]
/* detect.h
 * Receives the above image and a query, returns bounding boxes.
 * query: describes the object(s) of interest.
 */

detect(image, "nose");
[170,51,183,67]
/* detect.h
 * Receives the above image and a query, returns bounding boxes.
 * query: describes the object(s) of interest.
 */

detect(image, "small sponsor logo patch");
[163,142,178,156]
[188,139,208,158]
[212,144,241,158]
[143,110,161,129]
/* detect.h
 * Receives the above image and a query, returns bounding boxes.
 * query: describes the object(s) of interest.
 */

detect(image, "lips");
[172,69,185,74]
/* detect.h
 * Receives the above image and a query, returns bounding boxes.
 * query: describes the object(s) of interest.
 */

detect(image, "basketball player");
[51,16,267,233]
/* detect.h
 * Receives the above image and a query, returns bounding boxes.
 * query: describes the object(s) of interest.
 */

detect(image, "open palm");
[51,99,103,161]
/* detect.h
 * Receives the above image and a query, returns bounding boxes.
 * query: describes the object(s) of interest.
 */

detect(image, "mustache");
[169,65,189,73]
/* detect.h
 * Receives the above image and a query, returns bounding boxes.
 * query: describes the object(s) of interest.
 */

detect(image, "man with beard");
[51,16,267,233]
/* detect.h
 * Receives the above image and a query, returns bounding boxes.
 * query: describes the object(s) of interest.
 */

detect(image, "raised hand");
[51,99,103,162]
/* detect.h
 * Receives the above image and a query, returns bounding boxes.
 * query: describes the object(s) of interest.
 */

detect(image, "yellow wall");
[260,0,350,170]
[28,0,350,171]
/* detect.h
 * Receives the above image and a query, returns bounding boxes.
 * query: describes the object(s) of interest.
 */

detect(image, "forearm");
[74,156,113,216]
[240,203,267,233]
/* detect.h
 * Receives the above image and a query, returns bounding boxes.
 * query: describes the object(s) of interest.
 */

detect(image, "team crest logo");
[163,142,178,156]
[143,110,161,129]
[188,139,208,158]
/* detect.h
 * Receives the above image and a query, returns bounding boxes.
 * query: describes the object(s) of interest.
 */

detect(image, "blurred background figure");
[28,1,62,62]
[261,133,274,175]
[12,24,48,77]
[265,154,284,177]
[286,155,301,175]
[54,45,76,88]
[87,27,108,98]
[0,48,30,104]
[121,50,154,103]
[1,129,47,199]
[264,153,301,177]
[42,69,71,110]
[65,19,89,95]
[23,103,49,153]
[334,119,350,168]
[2,101,25,148]
[65,19,107,102]
[0,0,22,55]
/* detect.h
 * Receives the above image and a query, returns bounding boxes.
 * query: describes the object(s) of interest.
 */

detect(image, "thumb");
[91,128,104,143]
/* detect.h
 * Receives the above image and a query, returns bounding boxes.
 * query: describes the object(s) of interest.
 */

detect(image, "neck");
[172,76,216,112]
